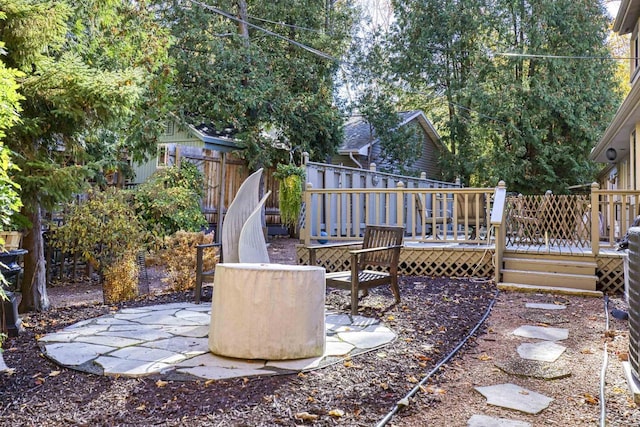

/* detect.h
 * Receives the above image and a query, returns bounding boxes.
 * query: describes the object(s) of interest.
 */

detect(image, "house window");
[164,120,175,136]
[157,144,170,168]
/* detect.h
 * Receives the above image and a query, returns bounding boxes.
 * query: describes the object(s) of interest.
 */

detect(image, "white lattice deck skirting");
[296,243,625,294]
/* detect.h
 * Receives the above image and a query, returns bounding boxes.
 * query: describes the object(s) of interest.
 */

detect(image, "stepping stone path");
[38,302,397,380]
[469,300,570,426]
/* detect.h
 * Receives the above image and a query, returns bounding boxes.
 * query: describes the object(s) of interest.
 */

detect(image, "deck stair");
[500,252,597,291]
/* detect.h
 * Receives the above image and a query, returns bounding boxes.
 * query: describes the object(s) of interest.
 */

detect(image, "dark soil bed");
[0,256,496,426]
[4,238,629,426]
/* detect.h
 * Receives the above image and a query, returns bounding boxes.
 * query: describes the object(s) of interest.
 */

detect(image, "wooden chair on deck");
[307,225,404,316]
[456,193,487,239]
[510,192,552,242]
[416,195,451,239]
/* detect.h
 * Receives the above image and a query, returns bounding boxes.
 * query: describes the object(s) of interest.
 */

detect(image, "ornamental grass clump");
[102,252,139,304]
[158,230,217,291]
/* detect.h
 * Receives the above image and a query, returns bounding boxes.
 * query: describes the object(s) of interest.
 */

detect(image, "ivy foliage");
[133,161,208,238]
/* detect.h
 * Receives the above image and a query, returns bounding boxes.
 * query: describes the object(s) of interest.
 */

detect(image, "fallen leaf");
[421,385,447,395]
[156,380,168,388]
[306,396,315,402]
[343,360,354,368]
[584,393,598,405]
[328,409,345,417]
[136,404,146,411]
[204,379,215,386]
[379,382,389,390]
[294,412,318,421]
[48,370,61,377]
[387,315,395,321]
[580,348,594,354]
[618,352,629,361]
[415,353,432,362]
[478,353,492,361]
[407,375,419,383]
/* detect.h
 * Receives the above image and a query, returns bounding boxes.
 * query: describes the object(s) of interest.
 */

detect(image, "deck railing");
[302,182,500,246]
[591,185,640,255]
[301,182,640,256]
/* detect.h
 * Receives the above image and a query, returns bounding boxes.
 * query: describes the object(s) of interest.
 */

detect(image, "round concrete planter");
[209,263,326,360]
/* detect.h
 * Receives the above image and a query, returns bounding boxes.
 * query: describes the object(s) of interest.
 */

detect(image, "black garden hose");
[376,288,500,427]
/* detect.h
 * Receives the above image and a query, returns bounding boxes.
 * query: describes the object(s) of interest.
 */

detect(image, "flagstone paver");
[39,303,397,380]
[517,341,566,362]
[473,301,574,421]
[467,414,532,427]
[495,357,571,380]
[475,383,553,414]
[512,325,569,341]
[525,303,566,310]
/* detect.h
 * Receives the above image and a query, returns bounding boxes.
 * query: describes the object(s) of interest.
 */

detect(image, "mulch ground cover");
[0,276,496,426]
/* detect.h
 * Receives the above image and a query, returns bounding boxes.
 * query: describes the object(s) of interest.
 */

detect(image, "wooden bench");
[307,225,404,316]
[194,242,221,303]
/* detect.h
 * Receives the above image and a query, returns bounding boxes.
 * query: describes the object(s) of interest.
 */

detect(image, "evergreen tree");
[157,0,354,166]
[477,0,621,193]
[388,0,621,191]
[0,0,171,311]
[389,0,491,184]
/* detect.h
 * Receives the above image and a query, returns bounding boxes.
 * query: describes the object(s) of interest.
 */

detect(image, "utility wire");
[184,0,340,62]
[493,51,634,60]
[247,15,320,33]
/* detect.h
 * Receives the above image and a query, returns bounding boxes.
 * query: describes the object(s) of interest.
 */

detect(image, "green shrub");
[133,161,207,237]
[50,187,146,280]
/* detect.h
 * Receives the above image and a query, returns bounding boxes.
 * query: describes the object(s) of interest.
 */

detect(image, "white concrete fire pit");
[208,263,326,360]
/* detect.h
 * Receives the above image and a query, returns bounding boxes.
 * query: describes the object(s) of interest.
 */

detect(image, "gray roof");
[339,110,443,154]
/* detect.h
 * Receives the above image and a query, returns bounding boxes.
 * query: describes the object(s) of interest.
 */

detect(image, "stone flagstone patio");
[38,302,397,380]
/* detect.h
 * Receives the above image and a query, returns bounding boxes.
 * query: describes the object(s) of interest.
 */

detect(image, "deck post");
[491,181,507,284]
[591,182,600,256]
[304,183,313,246]
[396,181,405,228]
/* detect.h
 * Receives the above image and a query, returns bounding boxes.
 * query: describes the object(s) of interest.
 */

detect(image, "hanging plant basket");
[274,164,305,230]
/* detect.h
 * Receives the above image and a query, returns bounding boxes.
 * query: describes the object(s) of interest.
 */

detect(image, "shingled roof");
[338,110,443,155]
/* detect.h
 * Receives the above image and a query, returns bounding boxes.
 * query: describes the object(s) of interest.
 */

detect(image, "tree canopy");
[157,0,355,166]
[0,0,172,311]
[387,0,621,193]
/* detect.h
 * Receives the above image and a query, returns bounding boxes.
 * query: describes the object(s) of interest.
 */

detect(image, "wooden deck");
[297,241,626,294]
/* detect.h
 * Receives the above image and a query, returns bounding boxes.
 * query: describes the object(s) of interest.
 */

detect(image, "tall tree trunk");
[237,0,249,44]
[19,204,49,313]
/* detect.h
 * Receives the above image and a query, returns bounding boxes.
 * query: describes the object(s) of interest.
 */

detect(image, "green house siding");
[130,122,204,185]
